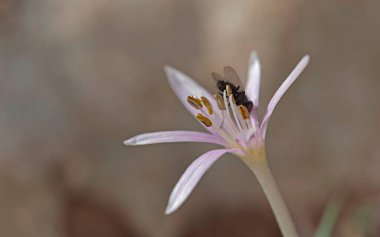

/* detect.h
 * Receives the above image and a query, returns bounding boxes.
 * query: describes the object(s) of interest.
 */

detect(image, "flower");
[125,52,309,215]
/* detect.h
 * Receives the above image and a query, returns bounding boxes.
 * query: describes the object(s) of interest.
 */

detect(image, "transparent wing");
[211,72,224,82]
[223,66,243,88]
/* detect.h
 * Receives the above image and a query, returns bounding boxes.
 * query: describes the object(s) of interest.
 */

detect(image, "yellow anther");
[200,96,213,115]
[187,96,203,110]
[195,113,212,127]
[226,85,233,96]
[238,105,250,120]
[213,94,225,110]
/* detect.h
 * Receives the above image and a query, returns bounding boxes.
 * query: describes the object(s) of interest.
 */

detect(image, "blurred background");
[0,0,380,236]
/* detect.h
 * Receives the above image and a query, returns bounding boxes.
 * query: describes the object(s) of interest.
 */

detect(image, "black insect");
[211,66,253,112]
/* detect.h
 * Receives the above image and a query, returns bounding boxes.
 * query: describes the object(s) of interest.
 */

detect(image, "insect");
[211,66,253,112]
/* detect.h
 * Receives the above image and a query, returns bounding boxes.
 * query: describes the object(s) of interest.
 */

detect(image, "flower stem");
[243,151,299,237]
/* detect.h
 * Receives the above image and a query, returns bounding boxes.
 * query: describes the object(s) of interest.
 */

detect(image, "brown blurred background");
[1,0,380,236]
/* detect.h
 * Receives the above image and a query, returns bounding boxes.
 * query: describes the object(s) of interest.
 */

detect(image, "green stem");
[313,198,343,237]
[243,150,299,237]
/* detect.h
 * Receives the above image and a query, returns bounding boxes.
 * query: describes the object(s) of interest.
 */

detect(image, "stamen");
[238,105,250,120]
[187,96,203,110]
[212,93,236,137]
[223,90,238,134]
[229,95,244,132]
[230,95,236,105]
[226,85,233,96]
[213,94,225,110]
[195,113,212,127]
[200,96,213,115]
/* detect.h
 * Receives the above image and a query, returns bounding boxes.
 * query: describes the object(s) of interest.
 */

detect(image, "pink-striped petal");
[124,131,225,146]
[245,51,261,107]
[260,55,310,137]
[165,66,217,111]
[165,148,239,214]
[164,66,221,131]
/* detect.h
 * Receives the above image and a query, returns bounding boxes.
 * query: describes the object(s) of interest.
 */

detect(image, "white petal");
[245,51,261,107]
[165,148,239,214]
[124,131,225,146]
[165,66,218,111]
[260,55,310,138]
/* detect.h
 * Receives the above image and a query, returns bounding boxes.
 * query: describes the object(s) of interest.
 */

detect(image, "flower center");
[187,85,257,148]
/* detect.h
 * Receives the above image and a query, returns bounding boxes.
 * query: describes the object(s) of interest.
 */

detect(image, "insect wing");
[211,72,224,82]
[223,66,243,88]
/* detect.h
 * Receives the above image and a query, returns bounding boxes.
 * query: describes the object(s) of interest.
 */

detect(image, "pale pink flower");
[125,52,309,214]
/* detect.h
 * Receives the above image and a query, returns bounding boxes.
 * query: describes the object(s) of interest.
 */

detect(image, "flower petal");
[165,66,216,111]
[164,66,221,131]
[165,148,239,214]
[260,55,310,137]
[245,51,261,107]
[124,131,226,146]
